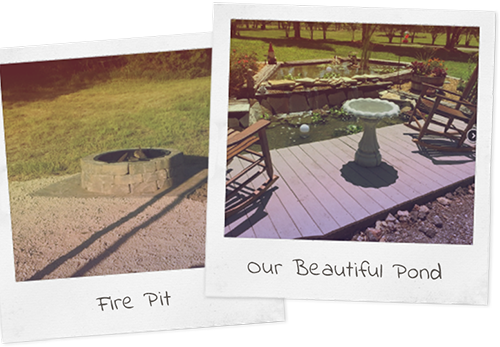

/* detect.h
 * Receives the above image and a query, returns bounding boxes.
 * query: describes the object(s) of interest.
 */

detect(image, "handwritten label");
[96,291,171,311]
[246,259,442,280]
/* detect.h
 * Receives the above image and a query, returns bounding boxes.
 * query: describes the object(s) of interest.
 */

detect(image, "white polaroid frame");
[206,4,494,304]
[0,32,284,343]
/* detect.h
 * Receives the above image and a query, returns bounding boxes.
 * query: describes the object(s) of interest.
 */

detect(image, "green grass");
[231,28,478,80]
[2,76,211,181]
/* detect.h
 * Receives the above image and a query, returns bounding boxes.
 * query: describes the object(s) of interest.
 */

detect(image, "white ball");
[300,124,310,134]
[326,66,333,73]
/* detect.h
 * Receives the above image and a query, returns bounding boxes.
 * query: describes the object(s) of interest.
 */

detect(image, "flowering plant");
[410,58,448,78]
[229,49,259,96]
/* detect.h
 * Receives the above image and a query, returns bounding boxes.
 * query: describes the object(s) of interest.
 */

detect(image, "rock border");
[352,184,475,244]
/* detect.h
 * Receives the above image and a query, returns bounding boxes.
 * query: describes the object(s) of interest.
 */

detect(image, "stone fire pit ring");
[81,148,184,195]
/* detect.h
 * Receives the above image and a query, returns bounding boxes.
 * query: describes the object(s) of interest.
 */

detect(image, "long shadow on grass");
[0,57,121,104]
[234,36,474,63]
[27,155,208,281]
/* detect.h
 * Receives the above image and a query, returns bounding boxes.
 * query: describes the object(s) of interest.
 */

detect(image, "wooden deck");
[225,123,476,240]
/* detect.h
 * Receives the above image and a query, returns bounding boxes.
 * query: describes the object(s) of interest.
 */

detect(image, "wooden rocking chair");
[405,65,478,152]
[226,119,279,218]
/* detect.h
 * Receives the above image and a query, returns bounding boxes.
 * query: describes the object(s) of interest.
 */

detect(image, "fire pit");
[80,148,184,195]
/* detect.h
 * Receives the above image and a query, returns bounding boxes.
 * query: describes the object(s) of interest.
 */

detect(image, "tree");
[360,24,377,70]
[463,26,479,47]
[259,21,270,30]
[305,22,315,40]
[230,20,241,37]
[445,26,465,50]
[282,21,292,38]
[425,26,445,45]
[380,24,398,43]
[319,22,331,40]
[344,23,359,42]
[293,21,301,39]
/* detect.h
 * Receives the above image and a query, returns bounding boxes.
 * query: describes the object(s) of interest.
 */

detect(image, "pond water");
[270,62,398,80]
[264,114,404,150]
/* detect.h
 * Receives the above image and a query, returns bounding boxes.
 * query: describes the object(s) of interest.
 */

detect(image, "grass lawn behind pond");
[231,27,478,80]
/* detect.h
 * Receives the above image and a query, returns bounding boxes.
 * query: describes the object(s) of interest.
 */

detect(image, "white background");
[0,1,498,347]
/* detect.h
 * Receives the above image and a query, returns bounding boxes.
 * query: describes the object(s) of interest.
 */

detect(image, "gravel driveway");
[8,174,207,282]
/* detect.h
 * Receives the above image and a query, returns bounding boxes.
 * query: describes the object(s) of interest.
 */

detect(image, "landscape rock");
[289,93,310,113]
[385,213,396,222]
[365,227,383,241]
[432,215,444,228]
[375,220,387,230]
[380,92,401,100]
[295,77,316,86]
[257,85,268,94]
[419,224,438,238]
[401,106,412,114]
[437,197,451,206]
[329,78,343,87]
[351,183,473,245]
[339,77,358,85]
[327,91,347,106]
[267,79,296,90]
[410,210,419,222]
[418,205,430,214]
[455,186,468,195]
[396,210,410,222]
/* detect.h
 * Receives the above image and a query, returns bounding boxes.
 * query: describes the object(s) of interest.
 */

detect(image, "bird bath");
[342,98,399,167]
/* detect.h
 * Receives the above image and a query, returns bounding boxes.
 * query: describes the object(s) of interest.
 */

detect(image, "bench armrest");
[227,119,271,147]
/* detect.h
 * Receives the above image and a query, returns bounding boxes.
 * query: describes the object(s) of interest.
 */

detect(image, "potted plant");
[410,58,448,93]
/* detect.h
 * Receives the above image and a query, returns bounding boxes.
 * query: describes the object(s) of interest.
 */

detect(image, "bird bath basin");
[342,98,399,167]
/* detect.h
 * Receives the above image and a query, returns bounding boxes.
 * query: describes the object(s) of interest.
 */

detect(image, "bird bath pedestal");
[342,98,399,167]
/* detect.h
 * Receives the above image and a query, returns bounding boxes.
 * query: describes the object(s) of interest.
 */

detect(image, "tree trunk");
[445,26,464,50]
[293,22,301,38]
[360,24,376,70]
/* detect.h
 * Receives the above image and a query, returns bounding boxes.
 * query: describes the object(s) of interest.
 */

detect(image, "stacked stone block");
[81,148,184,195]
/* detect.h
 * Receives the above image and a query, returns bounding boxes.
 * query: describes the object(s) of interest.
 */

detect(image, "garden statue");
[267,43,277,64]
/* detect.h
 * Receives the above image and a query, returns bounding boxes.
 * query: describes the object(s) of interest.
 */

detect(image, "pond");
[270,62,399,80]
[263,111,405,150]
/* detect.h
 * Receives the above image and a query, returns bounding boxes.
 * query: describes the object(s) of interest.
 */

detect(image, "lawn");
[231,26,478,80]
[1,75,211,181]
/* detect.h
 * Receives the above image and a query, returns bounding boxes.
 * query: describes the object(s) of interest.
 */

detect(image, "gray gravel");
[8,174,207,281]
[352,184,475,244]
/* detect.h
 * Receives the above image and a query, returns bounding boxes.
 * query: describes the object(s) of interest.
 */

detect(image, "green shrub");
[229,49,259,97]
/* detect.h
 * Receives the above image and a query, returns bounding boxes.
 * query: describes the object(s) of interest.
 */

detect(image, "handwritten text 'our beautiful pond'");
[247,259,442,280]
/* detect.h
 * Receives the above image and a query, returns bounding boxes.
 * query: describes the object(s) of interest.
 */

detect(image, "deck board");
[225,123,476,239]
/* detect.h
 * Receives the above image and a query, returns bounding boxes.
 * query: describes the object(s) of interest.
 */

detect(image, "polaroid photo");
[206,4,494,304]
[0,32,284,343]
